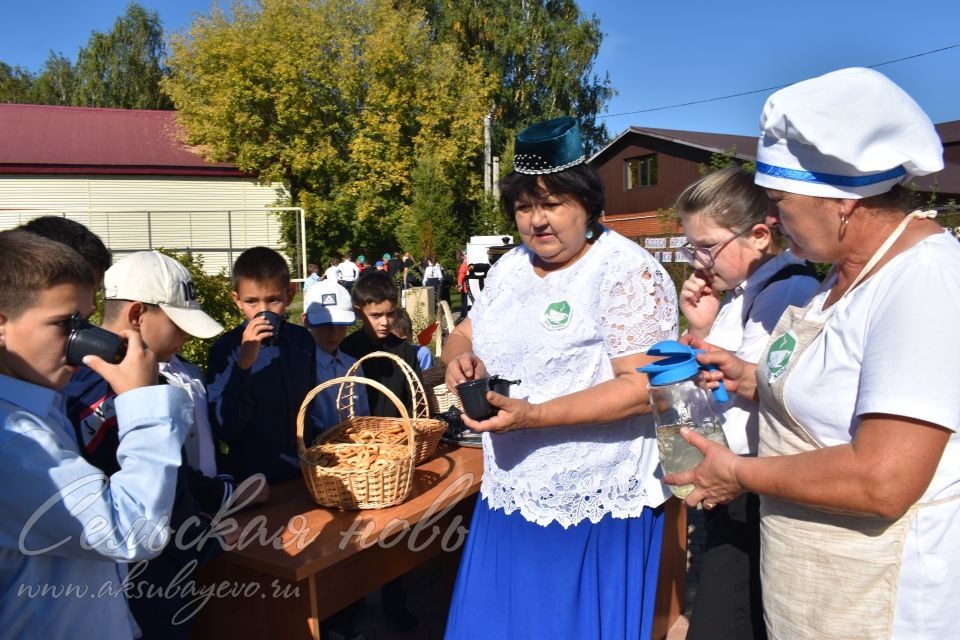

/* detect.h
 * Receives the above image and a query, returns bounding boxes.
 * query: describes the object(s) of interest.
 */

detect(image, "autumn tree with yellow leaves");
[163,0,492,269]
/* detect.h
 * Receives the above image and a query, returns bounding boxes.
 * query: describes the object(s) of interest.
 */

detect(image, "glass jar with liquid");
[638,340,729,499]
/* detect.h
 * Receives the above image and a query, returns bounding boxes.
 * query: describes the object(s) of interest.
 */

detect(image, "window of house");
[625,154,658,189]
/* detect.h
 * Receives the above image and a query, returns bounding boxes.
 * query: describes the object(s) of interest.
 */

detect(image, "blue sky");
[3,0,959,138]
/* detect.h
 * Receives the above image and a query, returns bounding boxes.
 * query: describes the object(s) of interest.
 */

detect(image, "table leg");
[652,497,687,639]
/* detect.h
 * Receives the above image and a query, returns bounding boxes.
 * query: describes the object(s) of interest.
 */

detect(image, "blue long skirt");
[445,497,664,640]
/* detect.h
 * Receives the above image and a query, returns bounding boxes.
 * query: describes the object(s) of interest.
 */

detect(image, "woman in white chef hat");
[666,67,960,638]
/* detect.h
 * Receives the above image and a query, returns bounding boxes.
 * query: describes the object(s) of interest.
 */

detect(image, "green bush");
[156,248,244,373]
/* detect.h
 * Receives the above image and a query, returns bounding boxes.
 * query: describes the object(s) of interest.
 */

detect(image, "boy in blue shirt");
[302,279,368,430]
[206,247,317,484]
[301,279,371,640]
[0,230,192,639]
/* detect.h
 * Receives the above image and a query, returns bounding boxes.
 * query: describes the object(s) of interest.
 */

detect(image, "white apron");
[754,211,957,639]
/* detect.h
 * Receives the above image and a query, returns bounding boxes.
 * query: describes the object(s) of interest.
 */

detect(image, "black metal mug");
[65,314,127,366]
[455,375,520,421]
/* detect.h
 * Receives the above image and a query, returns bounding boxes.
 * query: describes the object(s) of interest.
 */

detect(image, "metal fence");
[0,207,307,278]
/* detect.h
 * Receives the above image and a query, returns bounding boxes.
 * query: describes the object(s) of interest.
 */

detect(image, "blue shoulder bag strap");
[742,261,820,326]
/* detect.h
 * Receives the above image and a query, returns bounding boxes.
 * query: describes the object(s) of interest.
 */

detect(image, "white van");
[464,234,516,301]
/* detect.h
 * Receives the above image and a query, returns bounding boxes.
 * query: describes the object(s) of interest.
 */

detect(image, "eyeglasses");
[678,228,751,269]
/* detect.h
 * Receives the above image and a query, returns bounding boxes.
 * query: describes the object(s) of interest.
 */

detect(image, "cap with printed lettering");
[104,251,224,339]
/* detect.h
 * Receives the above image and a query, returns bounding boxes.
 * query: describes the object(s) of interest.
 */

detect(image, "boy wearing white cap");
[302,279,368,431]
[66,251,225,474]
[300,279,370,640]
[64,250,266,638]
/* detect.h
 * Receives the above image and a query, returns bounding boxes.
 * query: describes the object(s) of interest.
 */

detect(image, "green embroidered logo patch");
[766,331,797,382]
[541,300,572,330]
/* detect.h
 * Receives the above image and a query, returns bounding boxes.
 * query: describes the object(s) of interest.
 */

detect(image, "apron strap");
[846,209,937,293]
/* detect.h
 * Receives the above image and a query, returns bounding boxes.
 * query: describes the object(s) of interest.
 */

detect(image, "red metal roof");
[597,122,959,161]
[602,211,682,238]
[0,103,245,176]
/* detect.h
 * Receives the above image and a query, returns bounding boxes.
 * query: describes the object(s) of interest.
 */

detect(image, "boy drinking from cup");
[0,230,192,638]
[206,247,317,485]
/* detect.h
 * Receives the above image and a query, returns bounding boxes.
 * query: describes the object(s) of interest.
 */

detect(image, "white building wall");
[0,174,295,275]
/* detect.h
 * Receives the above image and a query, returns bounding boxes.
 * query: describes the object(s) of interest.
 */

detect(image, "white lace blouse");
[471,229,678,527]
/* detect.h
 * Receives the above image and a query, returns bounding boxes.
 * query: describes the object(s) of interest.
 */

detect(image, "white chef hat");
[755,67,943,199]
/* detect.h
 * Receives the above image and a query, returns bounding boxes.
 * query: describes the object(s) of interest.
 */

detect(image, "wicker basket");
[336,351,447,464]
[422,364,463,413]
[296,376,415,510]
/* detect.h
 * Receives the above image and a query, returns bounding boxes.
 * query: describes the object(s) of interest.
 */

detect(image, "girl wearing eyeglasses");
[675,165,819,640]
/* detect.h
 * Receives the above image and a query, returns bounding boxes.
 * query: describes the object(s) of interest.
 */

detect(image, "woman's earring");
[585,226,595,240]
[838,211,851,240]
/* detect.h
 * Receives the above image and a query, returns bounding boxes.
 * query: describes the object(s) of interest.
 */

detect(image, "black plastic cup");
[254,310,285,345]
[489,377,512,396]
[456,376,520,421]
[65,315,127,366]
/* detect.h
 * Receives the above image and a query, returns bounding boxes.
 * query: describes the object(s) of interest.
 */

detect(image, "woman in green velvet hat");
[442,115,679,639]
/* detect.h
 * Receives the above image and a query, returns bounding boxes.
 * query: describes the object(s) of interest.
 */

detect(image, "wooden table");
[190,443,483,639]
[188,443,686,639]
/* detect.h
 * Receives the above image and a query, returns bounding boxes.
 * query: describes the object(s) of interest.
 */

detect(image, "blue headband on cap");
[755,162,906,188]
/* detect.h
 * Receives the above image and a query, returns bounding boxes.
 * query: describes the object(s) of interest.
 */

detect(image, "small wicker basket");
[296,376,415,509]
[422,364,463,414]
[333,351,448,464]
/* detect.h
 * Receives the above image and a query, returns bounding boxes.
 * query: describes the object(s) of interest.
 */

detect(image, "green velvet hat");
[513,116,586,175]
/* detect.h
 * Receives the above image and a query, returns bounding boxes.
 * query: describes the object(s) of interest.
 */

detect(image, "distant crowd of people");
[305,250,460,310]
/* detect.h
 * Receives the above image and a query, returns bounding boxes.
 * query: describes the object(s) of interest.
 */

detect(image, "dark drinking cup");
[254,310,285,345]
[65,314,127,366]
[455,375,520,421]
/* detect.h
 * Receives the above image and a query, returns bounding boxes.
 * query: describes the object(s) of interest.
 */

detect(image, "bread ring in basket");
[297,376,416,509]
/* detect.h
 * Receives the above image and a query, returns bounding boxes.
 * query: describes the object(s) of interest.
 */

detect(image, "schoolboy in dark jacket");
[206,247,317,484]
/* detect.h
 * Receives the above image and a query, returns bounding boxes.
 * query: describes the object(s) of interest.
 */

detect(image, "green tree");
[471,193,512,237]
[0,62,34,103]
[401,152,461,265]
[73,3,172,109]
[165,0,365,206]
[698,147,755,176]
[405,0,614,154]
[31,52,77,105]
[337,1,492,254]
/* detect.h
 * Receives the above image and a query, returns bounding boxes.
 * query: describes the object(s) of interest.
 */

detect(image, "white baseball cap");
[755,67,943,199]
[104,251,224,339]
[303,279,355,326]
